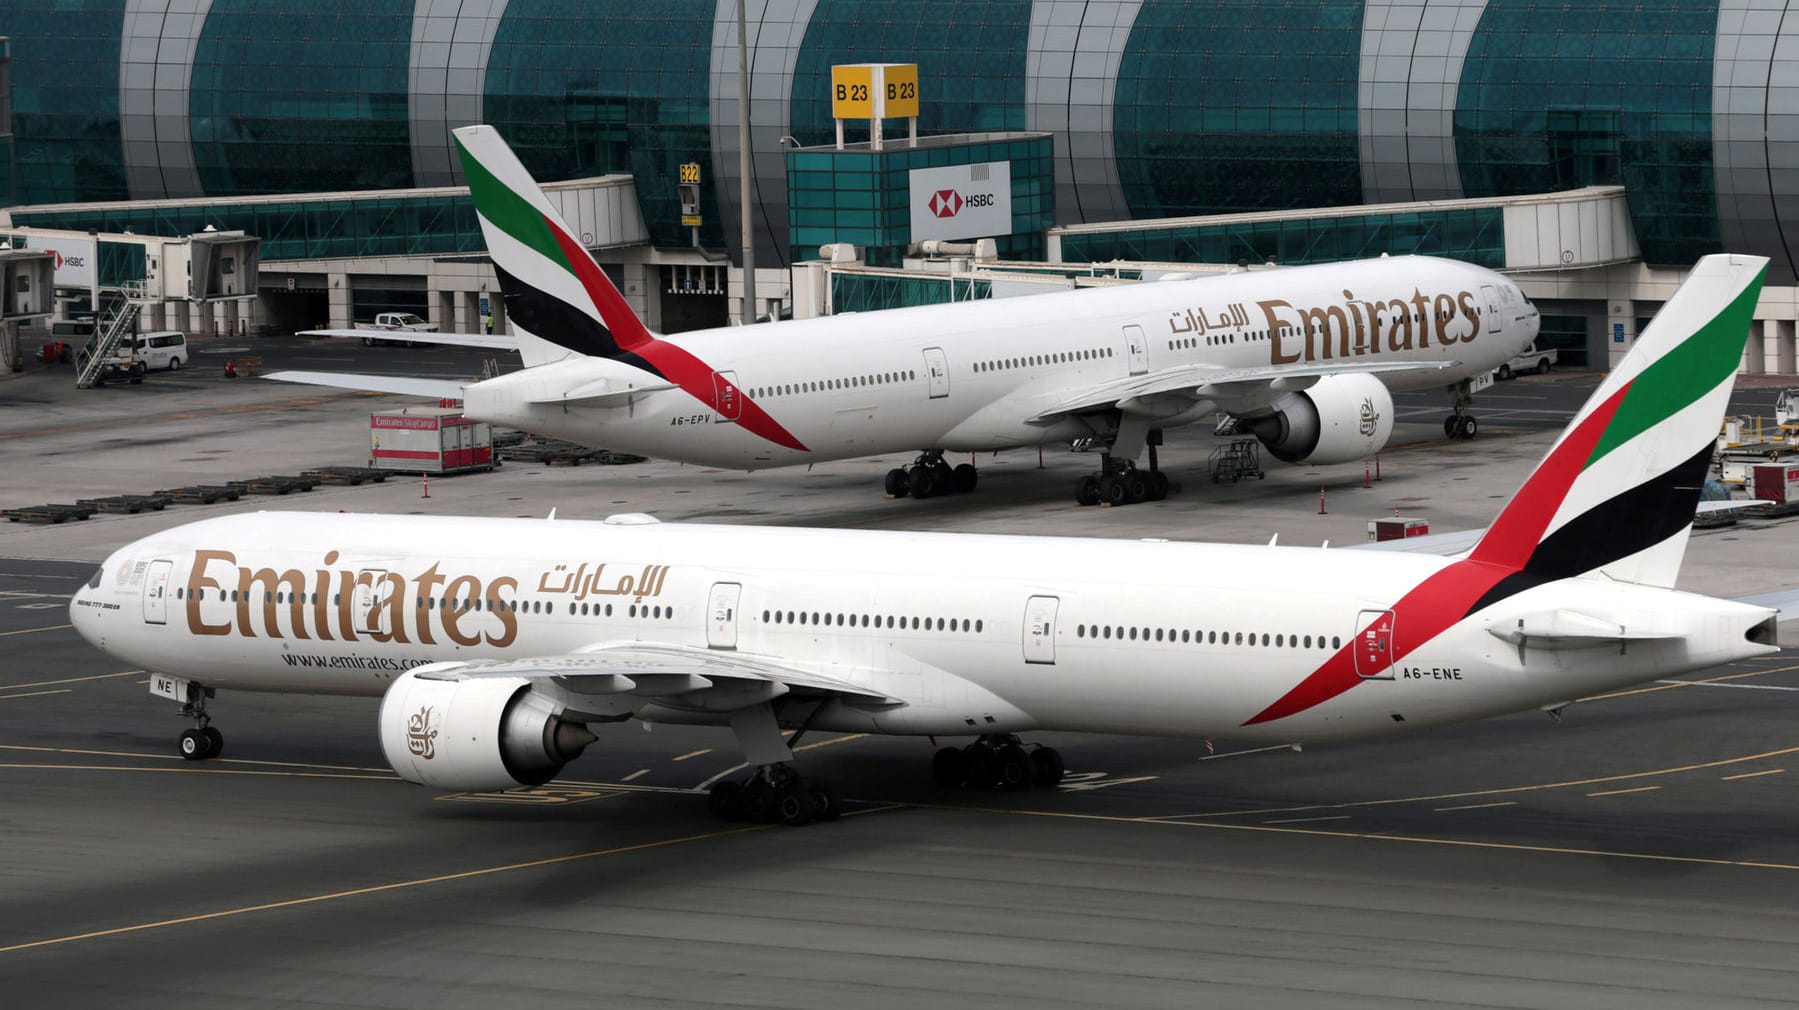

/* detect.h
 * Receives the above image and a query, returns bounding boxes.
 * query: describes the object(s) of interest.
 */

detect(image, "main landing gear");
[176,683,224,761]
[1075,421,1169,507]
[1444,377,1480,440]
[706,701,842,826]
[932,735,1066,790]
[885,449,978,500]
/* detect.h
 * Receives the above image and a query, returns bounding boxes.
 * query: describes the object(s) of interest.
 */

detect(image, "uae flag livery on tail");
[451,125,807,451]
[1246,253,1767,727]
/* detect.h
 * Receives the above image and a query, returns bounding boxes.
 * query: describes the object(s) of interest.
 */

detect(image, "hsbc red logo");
[48,250,64,270]
[929,189,963,218]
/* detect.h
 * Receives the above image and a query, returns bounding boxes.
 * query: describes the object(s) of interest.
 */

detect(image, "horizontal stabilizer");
[262,370,467,399]
[300,328,519,351]
[526,377,677,406]
[1488,608,1682,649]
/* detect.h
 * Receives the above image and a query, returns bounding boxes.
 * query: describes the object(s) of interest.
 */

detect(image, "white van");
[126,331,189,370]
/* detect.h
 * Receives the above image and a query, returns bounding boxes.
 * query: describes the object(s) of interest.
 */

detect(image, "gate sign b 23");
[908,161,1012,243]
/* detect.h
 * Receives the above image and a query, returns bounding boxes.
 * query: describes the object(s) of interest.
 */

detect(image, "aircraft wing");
[262,370,468,399]
[1029,359,1460,424]
[408,643,906,711]
[301,328,519,351]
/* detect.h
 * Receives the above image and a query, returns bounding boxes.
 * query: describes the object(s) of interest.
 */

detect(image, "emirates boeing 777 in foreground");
[77,254,1775,825]
[273,125,1538,506]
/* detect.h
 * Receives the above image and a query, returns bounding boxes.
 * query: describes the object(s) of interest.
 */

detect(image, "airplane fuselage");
[465,256,1539,469]
[72,511,1767,745]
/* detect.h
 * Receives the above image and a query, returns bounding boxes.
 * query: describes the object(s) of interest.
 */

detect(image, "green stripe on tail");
[453,135,572,275]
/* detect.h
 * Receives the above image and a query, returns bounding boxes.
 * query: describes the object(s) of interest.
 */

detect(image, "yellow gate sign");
[678,162,701,184]
[832,65,874,119]
[882,63,919,119]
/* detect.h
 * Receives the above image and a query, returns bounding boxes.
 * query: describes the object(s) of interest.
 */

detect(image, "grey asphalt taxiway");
[3,340,1799,1008]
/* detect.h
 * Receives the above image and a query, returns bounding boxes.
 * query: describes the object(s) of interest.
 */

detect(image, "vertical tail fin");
[452,124,655,369]
[1469,254,1767,588]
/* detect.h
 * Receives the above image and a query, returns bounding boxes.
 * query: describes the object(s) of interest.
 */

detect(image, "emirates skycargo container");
[370,407,494,474]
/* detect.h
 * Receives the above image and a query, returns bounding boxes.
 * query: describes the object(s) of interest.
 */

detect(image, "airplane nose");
[69,566,104,648]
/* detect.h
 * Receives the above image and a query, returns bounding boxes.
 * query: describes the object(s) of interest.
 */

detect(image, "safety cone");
[1318,488,1327,514]
[421,473,430,499]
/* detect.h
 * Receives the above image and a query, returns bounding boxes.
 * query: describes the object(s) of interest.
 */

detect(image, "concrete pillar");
[490,291,507,334]
[1760,320,1783,375]
[627,262,662,331]
[464,291,483,334]
[328,273,352,328]
[1605,301,1633,370]
[1778,320,1796,375]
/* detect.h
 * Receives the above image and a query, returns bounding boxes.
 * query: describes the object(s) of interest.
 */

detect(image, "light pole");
[737,0,756,325]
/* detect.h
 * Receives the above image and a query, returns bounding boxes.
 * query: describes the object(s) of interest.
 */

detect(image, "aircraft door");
[1123,324,1149,375]
[713,370,741,422]
[1481,284,1504,335]
[142,559,174,625]
[355,569,391,635]
[922,347,950,398]
[1352,609,1396,680]
[1023,595,1059,664]
[707,582,742,649]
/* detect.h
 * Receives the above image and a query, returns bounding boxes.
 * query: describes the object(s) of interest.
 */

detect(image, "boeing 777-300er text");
[76,254,1779,825]
[272,125,1539,506]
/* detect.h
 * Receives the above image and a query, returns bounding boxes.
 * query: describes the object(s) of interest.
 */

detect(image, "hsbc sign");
[20,235,96,288]
[909,161,1011,241]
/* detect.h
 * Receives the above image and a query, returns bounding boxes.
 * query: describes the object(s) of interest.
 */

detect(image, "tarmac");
[2,335,1798,1008]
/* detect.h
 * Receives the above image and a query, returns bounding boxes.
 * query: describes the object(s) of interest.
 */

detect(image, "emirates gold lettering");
[1253,289,1479,365]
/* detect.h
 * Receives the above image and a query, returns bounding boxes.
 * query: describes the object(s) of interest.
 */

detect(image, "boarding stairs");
[75,280,148,389]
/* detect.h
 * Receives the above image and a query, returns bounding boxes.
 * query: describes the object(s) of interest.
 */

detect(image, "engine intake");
[1241,372,1394,465]
[380,672,596,792]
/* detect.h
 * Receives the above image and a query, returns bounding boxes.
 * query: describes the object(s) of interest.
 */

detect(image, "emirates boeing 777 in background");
[272,125,1539,506]
[76,255,1778,826]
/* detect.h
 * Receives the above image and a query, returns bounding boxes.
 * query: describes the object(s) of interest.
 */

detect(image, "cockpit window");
[86,566,103,589]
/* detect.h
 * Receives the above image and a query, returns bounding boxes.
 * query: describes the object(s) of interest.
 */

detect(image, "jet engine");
[1239,373,1395,465]
[379,671,596,792]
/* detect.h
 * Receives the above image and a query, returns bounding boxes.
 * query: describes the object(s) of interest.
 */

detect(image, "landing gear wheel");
[179,728,211,761]
[932,461,953,489]
[963,742,998,789]
[744,779,775,823]
[708,780,748,821]
[202,726,224,759]
[1099,475,1126,507]
[1123,471,1148,505]
[932,746,968,787]
[774,781,814,826]
[1031,746,1066,787]
[1459,416,1478,439]
[908,465,937,499]
[1075,474,1101,507]
[808,779,843,822]
[951,463,978,494]
[995,745,1034,790]
[1148,471,1169,502]
[884,468,910,498]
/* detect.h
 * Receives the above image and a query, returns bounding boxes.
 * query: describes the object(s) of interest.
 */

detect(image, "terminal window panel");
[4,1,129,205]
[1454,0,1721,267]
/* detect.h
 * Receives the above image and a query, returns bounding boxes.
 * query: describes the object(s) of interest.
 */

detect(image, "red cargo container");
[1367,517,1430,542]
[1751,462,1799,504]
[370,407,494,474]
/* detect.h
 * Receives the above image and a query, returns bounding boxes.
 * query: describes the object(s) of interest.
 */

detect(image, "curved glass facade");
[1455,0,1721,266]
[3,1,127,205]
[188,0,413,195]
[789,1,1031,147]
[0,2,1778,277]
[1113,0,1363,218]
[484,1,715,249]
[1057,206,1506,268]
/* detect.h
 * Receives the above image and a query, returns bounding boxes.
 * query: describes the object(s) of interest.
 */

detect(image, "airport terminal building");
[4,1,1799,371]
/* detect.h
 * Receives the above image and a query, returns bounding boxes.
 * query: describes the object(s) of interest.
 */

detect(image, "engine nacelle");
[1241,372,1394,465]
[379,672,596,792]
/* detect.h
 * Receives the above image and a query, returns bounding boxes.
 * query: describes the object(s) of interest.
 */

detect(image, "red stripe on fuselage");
[1243,380,1633,726]
[633,340,810,453]
[543,214,807,452]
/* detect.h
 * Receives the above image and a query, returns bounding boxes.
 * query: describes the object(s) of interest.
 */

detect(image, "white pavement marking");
[1655,678,1799,692]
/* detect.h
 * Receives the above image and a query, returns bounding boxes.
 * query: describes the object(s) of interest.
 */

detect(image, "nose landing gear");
[175,684,223,760]
[1444,378,1481,440]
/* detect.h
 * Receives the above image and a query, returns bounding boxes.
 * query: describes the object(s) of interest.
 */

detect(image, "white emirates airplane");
[74,254,1780,825]
[271,125,1539,506]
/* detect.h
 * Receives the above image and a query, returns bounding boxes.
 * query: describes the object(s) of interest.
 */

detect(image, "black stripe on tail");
[493,262,622,359]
